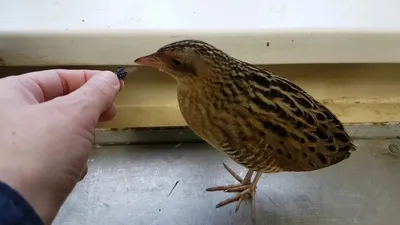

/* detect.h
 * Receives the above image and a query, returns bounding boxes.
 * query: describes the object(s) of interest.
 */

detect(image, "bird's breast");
[177,86,224,148]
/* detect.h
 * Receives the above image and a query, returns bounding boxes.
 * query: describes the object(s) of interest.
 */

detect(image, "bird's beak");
[134,53,162,68]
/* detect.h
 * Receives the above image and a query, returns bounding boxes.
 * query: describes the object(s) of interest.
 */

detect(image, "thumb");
[64,71,121,120]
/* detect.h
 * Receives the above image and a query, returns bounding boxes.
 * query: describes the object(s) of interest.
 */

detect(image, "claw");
[206,183,243,192]
[235,191,249,212]
[226,184,250,192]
[216,188,250,208]
[222,163,243,183]
[206,163,264,221]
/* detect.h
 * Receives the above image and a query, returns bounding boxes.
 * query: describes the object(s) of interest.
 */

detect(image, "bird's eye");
[171,58,182,68]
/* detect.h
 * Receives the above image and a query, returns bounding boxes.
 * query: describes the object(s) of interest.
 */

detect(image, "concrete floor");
[53,140,400,225]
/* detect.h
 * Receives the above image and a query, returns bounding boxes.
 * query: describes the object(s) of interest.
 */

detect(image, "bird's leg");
[206,163,263,221]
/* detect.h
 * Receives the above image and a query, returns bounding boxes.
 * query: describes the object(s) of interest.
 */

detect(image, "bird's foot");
[207,181,255,213]
[206,163,262,221]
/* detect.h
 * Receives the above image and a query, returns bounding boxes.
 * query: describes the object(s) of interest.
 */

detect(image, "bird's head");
[134,39,228,83]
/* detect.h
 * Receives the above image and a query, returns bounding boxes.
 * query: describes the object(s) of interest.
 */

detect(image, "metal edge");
[94,126,202,146]
[94,122,400,146]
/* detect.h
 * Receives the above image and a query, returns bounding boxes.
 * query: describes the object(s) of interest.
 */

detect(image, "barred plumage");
[135,39,356,221]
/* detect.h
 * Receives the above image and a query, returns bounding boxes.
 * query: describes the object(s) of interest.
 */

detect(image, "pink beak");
[134,53,162,68]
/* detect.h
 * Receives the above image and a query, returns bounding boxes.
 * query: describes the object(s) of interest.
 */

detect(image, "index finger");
[23,69,123,103]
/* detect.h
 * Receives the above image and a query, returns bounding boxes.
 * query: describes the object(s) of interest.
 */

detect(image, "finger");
[25,69,115,103]
[62,71,121,122]
[79,163,88,181]
[98,104,116,122]
[4,69,121,105]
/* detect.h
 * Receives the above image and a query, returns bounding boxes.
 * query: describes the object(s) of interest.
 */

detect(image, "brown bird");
[134,39,356,221]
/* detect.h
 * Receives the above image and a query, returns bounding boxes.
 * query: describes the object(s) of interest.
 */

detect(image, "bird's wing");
[241,72,356,171]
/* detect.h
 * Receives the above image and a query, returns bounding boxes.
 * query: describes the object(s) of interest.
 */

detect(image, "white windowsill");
[0,0,400,66]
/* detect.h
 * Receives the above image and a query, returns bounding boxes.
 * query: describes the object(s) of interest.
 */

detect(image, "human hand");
[0,69,123,224]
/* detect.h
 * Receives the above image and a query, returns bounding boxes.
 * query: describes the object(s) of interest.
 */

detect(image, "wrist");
[0,166,61,225]
[0,180,44,225]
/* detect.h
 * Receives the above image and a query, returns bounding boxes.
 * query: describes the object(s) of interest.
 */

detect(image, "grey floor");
[53,140,400,225]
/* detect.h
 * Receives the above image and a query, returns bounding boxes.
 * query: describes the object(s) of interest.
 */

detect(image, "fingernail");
[118,80,125,92]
